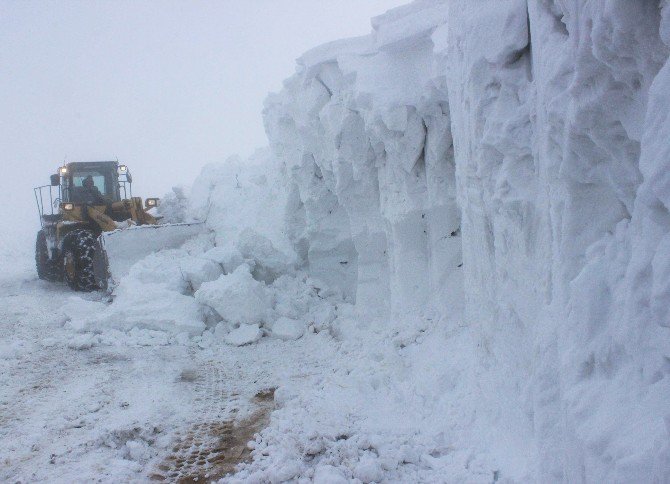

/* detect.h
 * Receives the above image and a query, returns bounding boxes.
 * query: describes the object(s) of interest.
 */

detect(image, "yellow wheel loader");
[34,161,202,291]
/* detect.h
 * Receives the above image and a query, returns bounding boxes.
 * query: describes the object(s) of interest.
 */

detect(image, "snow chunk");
[61,297,108,332]
[202,245,246,274]
[308,301,337,332]
[237,228,293,283]
[271,317,305,341]
[223,323,262,347]
[107,283,205,336]
[179,256,223,291]
[354,454,384,483]
[195,264,270,326]
[63,283,205,337]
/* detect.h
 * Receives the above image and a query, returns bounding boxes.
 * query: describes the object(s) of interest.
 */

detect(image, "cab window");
[72,171,107,194]
[68,170,113,203]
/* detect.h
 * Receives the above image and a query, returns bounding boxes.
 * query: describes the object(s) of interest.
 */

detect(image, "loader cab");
[60,161,131,204]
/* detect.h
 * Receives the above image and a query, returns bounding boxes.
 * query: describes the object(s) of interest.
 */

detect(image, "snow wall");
[191,1,670,481]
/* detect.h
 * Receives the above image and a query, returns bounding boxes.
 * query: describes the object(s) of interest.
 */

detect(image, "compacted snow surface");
[3,0,670,482]
[0,263,343,482]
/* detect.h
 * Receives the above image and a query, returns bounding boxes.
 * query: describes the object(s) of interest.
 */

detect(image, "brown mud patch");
[151,388,275,483]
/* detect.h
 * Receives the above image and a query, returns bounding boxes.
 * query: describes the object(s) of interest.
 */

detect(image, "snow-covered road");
[0,261,337,483]
[0,255,498,483]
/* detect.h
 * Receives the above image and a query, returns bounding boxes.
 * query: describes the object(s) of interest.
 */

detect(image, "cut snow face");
[254,0,670,481]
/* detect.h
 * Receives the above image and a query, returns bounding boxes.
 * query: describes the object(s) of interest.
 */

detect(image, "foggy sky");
[0,0,407,251]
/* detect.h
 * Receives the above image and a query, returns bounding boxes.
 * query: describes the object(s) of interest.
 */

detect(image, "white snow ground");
[2,1,670,483]
[0,261,343,482]
[1,240,482,482]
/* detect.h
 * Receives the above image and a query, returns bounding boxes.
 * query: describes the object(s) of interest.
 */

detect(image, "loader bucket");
[94,223,206,291]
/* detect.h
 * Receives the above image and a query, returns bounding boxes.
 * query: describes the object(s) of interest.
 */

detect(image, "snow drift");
[229,0,667,481]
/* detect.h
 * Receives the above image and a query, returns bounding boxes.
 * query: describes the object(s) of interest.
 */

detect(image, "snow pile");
[154,185,191,224]
[248,0,670,481]
[196,264,268,345]
[189,148,295,260]
[62,249,208,340]
[231,313,496,483]
[195,258,340,346]
[61,150,342,349]
[186,149,344,346]
[60,234,215,343]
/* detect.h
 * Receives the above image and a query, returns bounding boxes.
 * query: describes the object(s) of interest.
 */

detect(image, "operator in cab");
[80,175,106,204]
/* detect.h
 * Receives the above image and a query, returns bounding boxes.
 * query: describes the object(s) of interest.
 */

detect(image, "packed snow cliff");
[258,0,670,481]
[61,1,670,481]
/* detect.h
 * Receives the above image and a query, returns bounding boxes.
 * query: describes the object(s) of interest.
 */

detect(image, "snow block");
[223,323,262,347]
[237,228,293,283]
[202,245,246,274]
[271,317,305,341]
[179,256,223,291]
[195,264,269,326]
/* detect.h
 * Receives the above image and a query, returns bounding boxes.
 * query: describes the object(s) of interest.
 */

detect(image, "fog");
[0,0,406,254]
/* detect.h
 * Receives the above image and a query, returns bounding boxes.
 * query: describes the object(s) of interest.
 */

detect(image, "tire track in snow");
[151,359,275,482]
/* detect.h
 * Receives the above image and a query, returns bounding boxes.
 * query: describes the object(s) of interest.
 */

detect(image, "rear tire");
[35,230,61,282]
[62,230,99,292]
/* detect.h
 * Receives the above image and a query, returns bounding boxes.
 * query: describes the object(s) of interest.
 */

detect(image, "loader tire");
[62,230,99,292]
[35,230,61,282]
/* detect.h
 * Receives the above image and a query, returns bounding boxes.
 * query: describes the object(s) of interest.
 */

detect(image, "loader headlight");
[145,198,159,208]
[59,166,68,175]
[118,165,128,173]
[61,203,74,211]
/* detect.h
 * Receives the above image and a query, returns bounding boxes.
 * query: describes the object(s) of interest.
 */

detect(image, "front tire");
[35,230,61,281]
[62,230,99,292]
